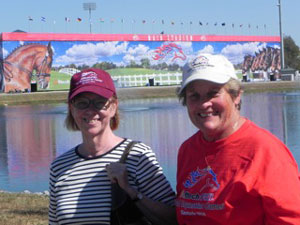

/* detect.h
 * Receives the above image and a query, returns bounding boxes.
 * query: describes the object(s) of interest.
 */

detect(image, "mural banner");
[0,32,280,93]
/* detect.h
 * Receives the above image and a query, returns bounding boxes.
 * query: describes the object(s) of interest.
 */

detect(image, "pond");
[0,91,300,192]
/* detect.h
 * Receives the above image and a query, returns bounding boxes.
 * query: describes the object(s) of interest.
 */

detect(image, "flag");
[28,16,33,21]
[100,18,105,23]
[77,18,82,22]
[65,17,70,22]
[199,21,203,26]
[222,22,226,26]
[41,16,46,22]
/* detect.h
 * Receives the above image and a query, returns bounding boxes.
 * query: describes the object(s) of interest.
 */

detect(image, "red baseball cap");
[68,68,116,101]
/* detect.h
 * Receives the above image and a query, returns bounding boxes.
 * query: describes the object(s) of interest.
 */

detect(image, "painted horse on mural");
[152,43,187,62]
[270,48,281,73]
[242,47,281,78]
[242,55,254,74]
[1,42,53,93]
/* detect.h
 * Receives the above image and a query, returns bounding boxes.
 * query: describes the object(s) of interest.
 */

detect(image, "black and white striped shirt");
[49,139,175,224]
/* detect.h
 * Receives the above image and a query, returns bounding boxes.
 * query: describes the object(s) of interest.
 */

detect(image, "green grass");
[236,71,243,79]
[0,192,48,225]
[44,68,180,90]
[48,71,71,90]
[44,68,243,90]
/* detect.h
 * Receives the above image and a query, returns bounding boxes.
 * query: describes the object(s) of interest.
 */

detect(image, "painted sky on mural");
[0,0,299,46]
[2,40,280,67]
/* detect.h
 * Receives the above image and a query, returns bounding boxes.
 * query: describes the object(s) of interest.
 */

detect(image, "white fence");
[58,68,80,76]
[112,73,182,87]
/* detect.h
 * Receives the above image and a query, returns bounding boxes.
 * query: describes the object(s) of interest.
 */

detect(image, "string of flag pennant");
[27,16,268,35]
[27,16,267,28]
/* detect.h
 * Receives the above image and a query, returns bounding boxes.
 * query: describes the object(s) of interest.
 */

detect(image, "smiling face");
[185,80,242,141]
[70,92,117,138]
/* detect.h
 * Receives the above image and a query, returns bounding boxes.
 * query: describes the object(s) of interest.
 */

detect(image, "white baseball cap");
[179,53,238,94]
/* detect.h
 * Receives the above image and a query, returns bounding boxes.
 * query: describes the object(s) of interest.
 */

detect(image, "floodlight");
[83,2,96,34]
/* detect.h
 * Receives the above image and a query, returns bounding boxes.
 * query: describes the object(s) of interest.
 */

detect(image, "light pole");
[83,2,96,34]
[277,0,285,70]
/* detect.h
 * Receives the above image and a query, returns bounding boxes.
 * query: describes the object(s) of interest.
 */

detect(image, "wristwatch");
[132,192,143,202]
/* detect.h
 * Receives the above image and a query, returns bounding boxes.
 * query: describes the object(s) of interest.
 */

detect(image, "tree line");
[284,36,300,71]
[54,58,181,72]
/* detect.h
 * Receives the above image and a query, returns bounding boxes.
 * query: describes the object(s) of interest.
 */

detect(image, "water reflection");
[0,91,300,192]
[116,98,197,187]
[0,105,59,192]
[283,93,300,161]
[242,93,285,141]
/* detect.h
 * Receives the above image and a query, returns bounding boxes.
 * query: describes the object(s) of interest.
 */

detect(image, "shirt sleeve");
[127,142,176,206]
[255,140,300,224]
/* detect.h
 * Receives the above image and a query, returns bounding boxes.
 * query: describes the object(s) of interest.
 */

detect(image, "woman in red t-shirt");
[176,53,300,225]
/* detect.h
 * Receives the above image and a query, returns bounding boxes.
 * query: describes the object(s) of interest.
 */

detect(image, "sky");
[0,0,299,47]
[0,0,299,68]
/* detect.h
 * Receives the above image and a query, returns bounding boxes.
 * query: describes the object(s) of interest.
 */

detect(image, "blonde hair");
[65,95,120,131]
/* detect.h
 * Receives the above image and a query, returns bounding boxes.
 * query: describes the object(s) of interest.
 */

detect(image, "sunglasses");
[71,97,110,110]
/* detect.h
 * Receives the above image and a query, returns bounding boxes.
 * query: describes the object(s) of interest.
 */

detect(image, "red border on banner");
[1,32,280,42]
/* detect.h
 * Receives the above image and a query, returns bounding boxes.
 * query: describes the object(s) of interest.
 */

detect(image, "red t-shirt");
[176,119,300,225]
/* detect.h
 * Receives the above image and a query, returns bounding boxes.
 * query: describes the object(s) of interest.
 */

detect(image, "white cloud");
[3,48,8,58]
[180,45,215,65]
[272,44,280,49]
[123,54,136,64]
[122,44,151,65]
[53,40,278,68]
[55,41,129,66]
[114,61,126,67]
[197,45,215,54]
[221,42,267,64]
[127,44,149,55]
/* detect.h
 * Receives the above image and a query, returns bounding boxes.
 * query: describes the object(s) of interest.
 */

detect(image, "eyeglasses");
[71,97,110,110]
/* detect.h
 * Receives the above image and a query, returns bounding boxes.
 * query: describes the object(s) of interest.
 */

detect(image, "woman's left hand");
[106,163,130,190]
[106,163,177,225]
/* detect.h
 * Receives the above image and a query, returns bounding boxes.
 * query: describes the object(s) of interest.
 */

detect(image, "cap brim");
[179,71,230,94]
[69,85,114,101]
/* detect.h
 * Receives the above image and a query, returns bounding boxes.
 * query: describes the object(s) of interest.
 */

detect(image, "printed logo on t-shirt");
[176,166,224,217]
[183,166,219,190]
[181,166,220,202]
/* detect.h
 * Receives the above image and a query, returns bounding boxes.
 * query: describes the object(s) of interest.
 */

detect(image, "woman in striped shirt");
[49,68,177,225]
